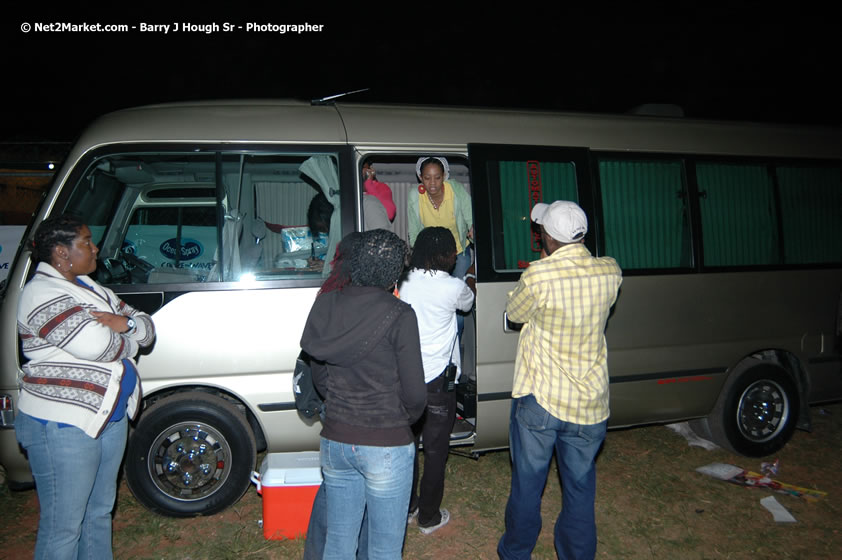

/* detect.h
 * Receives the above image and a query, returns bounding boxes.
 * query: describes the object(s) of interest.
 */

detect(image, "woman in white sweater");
[15,214,155,560]
[399,226,475,535]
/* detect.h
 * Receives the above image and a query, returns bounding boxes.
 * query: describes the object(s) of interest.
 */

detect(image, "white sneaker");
[407,507,419,525]
[418,508,450,535]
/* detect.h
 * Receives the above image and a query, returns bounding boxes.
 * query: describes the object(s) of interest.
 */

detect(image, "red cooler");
[252,451,322,540]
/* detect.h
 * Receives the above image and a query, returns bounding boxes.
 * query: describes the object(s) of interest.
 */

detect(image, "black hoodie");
[300,285,427,446]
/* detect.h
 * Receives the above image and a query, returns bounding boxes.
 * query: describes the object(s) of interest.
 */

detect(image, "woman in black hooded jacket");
[300,229,426,559]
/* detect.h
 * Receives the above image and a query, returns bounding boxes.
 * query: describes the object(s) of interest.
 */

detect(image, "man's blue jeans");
[320,437,414,560]
[497,395,606,560]
[15,411,128,560]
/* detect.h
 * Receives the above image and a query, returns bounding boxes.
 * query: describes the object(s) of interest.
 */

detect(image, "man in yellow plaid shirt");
[497,200,622,560]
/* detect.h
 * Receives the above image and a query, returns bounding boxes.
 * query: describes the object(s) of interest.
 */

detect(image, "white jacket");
[17,262,155,438]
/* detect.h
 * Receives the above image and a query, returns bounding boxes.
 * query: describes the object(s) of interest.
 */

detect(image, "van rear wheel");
[691,360,799,457]
[125,392,257,517]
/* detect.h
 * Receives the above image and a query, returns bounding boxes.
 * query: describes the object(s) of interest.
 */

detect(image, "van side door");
[468,143,593,450]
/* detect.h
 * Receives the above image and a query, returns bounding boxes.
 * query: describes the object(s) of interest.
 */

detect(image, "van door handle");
[503,312,523,333]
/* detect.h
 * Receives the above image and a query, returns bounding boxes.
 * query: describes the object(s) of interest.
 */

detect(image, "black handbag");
[292,351,324,418]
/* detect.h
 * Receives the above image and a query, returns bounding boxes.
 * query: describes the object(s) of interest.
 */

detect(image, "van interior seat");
[239,215,268,271]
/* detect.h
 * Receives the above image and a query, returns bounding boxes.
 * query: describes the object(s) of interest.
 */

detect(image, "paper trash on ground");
[696,463,826,501]
[665,422,720,450]
[760,496,797,522]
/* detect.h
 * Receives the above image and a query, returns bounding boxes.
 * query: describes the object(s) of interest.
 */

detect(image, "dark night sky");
[3,7,841,142]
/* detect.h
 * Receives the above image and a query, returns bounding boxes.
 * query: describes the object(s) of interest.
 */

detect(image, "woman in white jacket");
[400,226,475,535]
[15,214,155,560]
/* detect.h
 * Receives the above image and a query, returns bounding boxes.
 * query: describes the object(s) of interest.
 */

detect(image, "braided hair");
[350,229,407,289]
[32,214,86,263]
[409,226,457,274]
[319,232,362,294]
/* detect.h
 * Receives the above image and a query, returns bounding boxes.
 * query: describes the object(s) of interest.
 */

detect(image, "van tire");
[693,360,799,457]
[125,392,257,517]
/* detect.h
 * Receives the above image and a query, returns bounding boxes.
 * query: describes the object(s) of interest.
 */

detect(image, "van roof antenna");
[311,88,370,106]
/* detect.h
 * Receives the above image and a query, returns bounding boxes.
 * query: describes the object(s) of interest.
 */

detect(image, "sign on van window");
[496,160,579,271]
[124,225,218,277]
[0,226,26,287]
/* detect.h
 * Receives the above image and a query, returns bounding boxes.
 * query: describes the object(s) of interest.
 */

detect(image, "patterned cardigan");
[17,262,155,438]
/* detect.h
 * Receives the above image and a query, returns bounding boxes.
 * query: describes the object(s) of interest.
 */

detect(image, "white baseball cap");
[531,201,588,243]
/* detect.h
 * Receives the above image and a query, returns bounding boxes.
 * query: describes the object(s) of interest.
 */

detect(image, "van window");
[243,153,341,281]
[598,158,691,270]
[490,159,579,271]
[695,162,842,267]
[58,151,343,286]
[61,167,125,247]
[697,163,778,267]
[467,145,590,277]
[498,161,578,269]
[777,165,842,264]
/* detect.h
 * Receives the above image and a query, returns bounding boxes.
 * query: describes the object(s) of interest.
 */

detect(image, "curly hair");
[350,229,407,289]
[408,226,457,274]
[32,214,86,263]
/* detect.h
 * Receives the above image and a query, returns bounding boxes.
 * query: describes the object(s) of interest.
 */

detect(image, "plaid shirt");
[507,243,622,425]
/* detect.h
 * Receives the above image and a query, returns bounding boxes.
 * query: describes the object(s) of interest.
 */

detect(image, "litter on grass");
[760,495,797,523]
[760,458,780,477]
[665,422,719,450]
[696,462,826,501]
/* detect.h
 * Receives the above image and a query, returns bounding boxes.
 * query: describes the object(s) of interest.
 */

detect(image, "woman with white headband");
[408,157,474,280]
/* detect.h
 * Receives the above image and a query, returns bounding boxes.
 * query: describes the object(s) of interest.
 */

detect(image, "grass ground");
[1,402,840,559]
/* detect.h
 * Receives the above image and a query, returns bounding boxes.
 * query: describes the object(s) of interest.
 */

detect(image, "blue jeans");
[452,246,472,280]
[303,483,369,560]
[453,246,473,339]
[15,412,128,560]
[497,395,606,560]
[320,438,414,560]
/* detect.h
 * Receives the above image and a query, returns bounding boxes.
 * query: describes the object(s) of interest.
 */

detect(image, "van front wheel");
[125,392,257,517]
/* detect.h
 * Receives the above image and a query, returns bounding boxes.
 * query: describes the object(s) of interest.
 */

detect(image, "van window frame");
[468,143,594,284]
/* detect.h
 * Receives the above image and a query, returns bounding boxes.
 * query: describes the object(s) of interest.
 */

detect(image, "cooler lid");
[259,451,322,486]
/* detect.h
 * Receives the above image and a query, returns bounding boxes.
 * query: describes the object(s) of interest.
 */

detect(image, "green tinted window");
[599,159,690,270]
[777,166,842,264]
[497,160,578,270]
[697,163,778,266]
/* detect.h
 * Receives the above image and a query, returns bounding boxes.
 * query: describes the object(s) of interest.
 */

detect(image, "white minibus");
[1,100,840,516]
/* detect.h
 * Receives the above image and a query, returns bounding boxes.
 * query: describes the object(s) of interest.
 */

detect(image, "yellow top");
[419,182,463,253]
[506,244,622,424]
